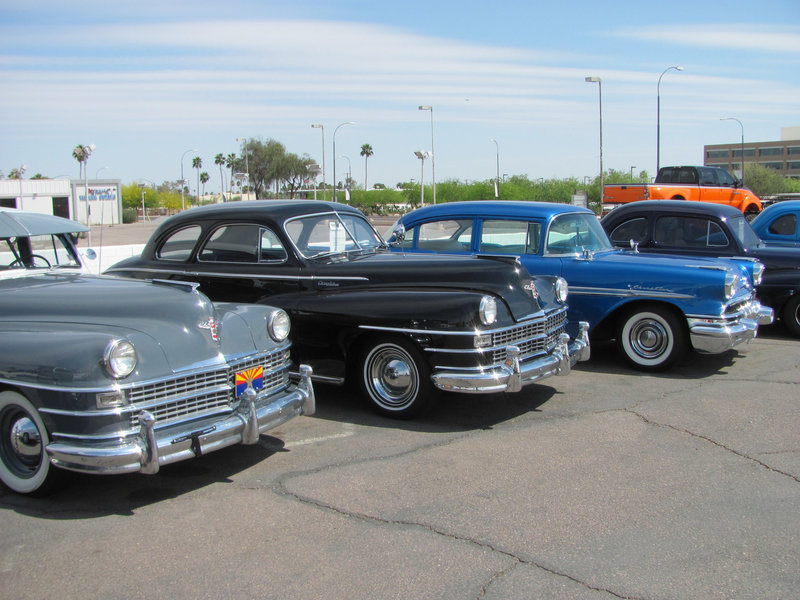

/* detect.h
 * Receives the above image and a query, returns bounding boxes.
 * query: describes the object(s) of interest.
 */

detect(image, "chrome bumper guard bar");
[689,301,774,355]
[47,365,315,476]
[431,321,590,394]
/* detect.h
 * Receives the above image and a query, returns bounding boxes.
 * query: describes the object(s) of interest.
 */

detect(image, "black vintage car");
[601,200,800,336]
[108,200,589,418]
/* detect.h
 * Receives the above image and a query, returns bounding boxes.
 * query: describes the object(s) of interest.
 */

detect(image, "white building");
[0,178,122,225]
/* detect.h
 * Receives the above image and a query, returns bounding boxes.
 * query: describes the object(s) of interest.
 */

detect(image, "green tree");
[72,144,93,179]
[214,153,227,201]
[226,152,239,196]
[191,156,202,205]
[360,143,374,190]
[281,153,316,198]
[7,167,24,180]
[743,163,792,198]
[200,172,210,199]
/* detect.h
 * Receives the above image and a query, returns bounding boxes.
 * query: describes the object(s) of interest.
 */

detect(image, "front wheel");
[359,337,437,418]
[782,295,800,337]
[0,391,65,495]
[617,305,687,371]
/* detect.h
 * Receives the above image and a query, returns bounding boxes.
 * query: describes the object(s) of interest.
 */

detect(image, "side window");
[29,234,79,267]
[480,220,541,254]
[655,217,728,248]
[157,225,202,261]
[716,169,736,186]
[259,228,288,262]
[417,219,472,252]
[768,214,797,236]
[199,224,259,263]
[609,218,648,246]
[394,224,417,249]
[678,168,697,184]
[698,168,718,186]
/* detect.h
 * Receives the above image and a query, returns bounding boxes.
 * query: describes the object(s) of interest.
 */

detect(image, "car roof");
[604,200,743,219]
[402,201,591,220]
[0,208,89,238]
[758,200,800,215]
[169,199,363,222]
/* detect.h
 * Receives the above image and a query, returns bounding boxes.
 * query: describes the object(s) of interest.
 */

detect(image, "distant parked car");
[0,208,95,272]
[601,200,800,336]
[107,200,589,418]
[750,201,800,248]
[387,201,773,371]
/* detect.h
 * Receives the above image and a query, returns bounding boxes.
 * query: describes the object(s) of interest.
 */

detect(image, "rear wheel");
[0,391,65,495]
[617,305,687,371]
[782,296,800,337]
[744,205,760,222]
[359,337,437,418]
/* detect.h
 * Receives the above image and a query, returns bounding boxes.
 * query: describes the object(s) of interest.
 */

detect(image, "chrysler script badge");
[523,281,538,298]
[198,317,219,341]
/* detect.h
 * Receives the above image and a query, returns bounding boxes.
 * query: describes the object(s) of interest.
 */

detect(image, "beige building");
[704,126,800,179]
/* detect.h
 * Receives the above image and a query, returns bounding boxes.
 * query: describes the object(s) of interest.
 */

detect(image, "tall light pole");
[311,124,326,201]
[414,151,428,206]
[490,139,500,198]
[82,144,96,244]
[657,65,684,173]
[584,77,603,194]
[720,117,745,185]
[630,165,636,179]
[418,105,436,204]
[180,148,197,211]
[16,164,26,207]
[236,138,250,200]
[332,121,354,203]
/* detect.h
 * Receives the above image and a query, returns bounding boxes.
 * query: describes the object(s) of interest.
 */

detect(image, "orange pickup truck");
[603,166,762,218]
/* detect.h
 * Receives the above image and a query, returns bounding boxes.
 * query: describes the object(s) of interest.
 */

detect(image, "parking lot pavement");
[2,331,798,598]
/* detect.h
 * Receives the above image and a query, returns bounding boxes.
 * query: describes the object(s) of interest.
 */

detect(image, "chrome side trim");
[569,286,694,299]
[105,265,368,283]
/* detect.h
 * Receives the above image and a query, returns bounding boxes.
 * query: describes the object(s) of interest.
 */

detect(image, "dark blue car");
[387,201,773,371]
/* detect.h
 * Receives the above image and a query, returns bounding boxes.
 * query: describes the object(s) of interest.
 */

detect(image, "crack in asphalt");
[624,408,800,484]
[273,432,644,600]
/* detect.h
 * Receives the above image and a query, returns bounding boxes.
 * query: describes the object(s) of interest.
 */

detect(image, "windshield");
[1,234,81,272]
[285,211,386,258]
[727,214,763,250]
[545,212,613,255]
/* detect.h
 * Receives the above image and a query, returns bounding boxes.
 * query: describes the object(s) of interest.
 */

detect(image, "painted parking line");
[290,423,356,447]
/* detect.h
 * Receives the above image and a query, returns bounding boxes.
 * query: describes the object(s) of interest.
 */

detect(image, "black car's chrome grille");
[128,349,291,430]
[491,310,568,364]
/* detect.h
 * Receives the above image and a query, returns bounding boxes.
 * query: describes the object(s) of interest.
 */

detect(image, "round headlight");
[104,340,137,379]
[268,309,291,342]
[555,277,569,303]
[752,262,764,286]
[479,295,497,326]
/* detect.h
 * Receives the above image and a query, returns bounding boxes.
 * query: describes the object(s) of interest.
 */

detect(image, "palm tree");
[192,156,202,205]
[360,143,374,190]
[214,153,227,201]
[225,153,237,197]
[200,172,210,200]
[8,167,24,180]
[72,144,90,179]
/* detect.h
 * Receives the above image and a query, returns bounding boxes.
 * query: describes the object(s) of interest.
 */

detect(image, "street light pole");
[339,155,352,200]
[180,148,197,212]
[490,139,500,198]
[584,77,603,195]
[414,151,428,206]
[720,117,745,186]
[630,165,636,179]
[311,124,326,201]
[332,121,354,203]
[657,65,684,173]
[418,106,436,204]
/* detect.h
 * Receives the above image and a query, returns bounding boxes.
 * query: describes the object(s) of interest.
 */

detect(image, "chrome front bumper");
[46,365,315,476]
[688,301,774,355]
[431,321,590,394]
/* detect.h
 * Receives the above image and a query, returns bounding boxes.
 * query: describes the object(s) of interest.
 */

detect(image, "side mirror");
[629,239,640,253]
[391,224,406,245]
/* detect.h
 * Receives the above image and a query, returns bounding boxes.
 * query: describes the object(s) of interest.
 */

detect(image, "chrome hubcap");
[630,318,669,359]
[366,345,419,409]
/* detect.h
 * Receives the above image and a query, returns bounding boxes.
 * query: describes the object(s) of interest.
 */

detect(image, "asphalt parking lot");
[2,326,798,599]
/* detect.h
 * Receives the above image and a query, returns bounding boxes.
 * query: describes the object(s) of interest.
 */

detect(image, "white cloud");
[615,24,800,54]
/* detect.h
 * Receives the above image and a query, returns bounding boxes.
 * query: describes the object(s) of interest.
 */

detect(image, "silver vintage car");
[0,210,314,495]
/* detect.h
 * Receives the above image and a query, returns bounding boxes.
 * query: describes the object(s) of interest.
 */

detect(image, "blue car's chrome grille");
[128,349,291,430]
[491,310,568,364]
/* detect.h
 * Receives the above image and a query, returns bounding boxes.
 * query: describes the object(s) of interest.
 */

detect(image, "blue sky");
[1,0,798,193]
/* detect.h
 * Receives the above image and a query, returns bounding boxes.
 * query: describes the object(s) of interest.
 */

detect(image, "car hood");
[0,273,235,377]
[314,250,546,320]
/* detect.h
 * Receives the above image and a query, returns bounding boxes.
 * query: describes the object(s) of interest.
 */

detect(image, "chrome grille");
[128,349,291,429]
[491,310,568,363]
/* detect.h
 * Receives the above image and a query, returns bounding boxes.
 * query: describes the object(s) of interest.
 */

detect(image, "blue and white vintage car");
[387,201,773,371]
[0,210,314,495]
[750,201,800,248]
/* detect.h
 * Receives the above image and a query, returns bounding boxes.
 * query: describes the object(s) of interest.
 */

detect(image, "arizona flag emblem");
[235,367,264,397]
